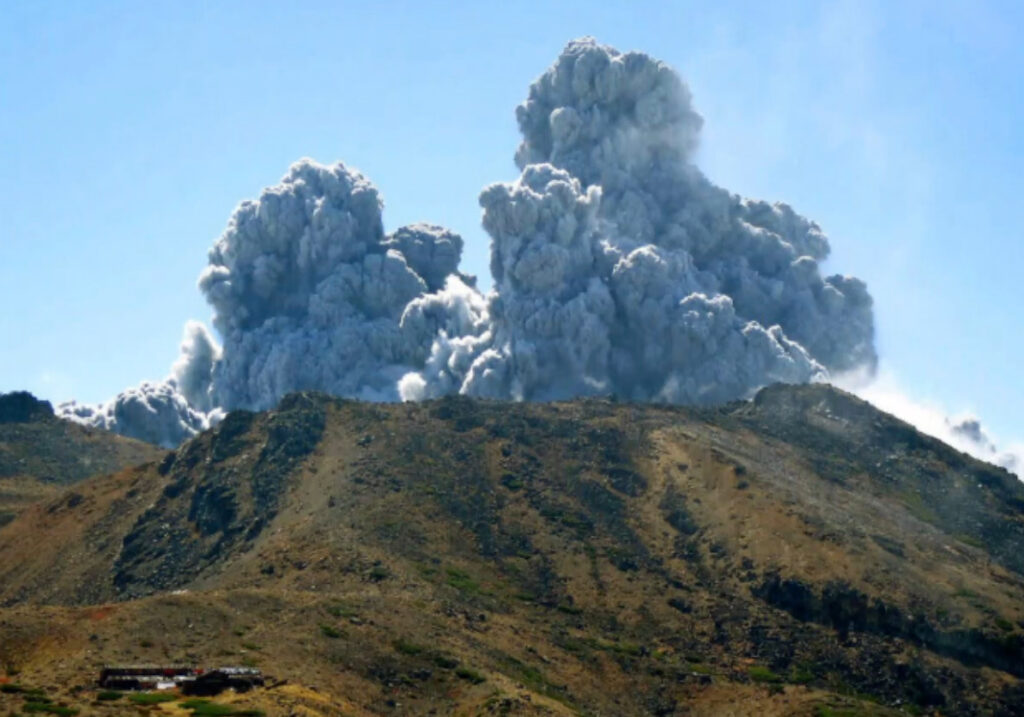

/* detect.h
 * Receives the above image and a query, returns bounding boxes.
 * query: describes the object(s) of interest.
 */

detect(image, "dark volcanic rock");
[113,393,327,597]
[755,573,1024,677]
[0,392,54,424]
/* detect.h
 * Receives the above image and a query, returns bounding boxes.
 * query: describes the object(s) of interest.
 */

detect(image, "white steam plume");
[836,369,1021,477]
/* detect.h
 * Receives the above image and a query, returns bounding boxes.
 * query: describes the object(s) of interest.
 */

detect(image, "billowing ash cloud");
[402,37,874,404]
[60,160,483,444]
[59,382,207,450]
[948,418,1020,475]
[58,322,218,448]
[195,160,481,411]
[62,37,882,447]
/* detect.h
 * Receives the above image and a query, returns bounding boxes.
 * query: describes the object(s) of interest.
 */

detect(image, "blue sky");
[1,1,1021,448]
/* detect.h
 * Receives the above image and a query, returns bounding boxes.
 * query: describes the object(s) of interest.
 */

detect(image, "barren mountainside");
[0,391,163,528]
[0,384,1022,716]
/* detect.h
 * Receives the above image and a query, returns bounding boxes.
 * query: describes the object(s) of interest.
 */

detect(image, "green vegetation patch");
[187,703,235,716]
[22,704,79,716]
[812,705,895,717]
[748,665,783,683]
[128,692,178,705]
[181,699,266,716]
[325,602,359,618]
[368,564,390,581]
[455,667,486,684]
[499,655,578,710]
[954,533,986,549]
[319,623,344,639]
[393,638,427,656]
[789,665,815,684]
[898,490,939,525]
[96,690,124,701]
[433,655,459,669]
[446,567,482,594]
[994,616,1015,632]
[592,637,642,656]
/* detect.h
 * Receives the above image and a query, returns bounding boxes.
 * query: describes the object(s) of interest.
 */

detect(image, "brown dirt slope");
[0,384,1022,716]
[0,391,164,527]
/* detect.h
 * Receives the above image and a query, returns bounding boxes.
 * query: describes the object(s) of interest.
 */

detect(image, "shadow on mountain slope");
[0,384,1022,715]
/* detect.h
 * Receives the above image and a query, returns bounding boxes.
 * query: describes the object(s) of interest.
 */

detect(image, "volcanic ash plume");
[63,37,881,446]
[402,37,876,403]
[58,382,208,450]
[60,160,485,443]
[196,159,482,411]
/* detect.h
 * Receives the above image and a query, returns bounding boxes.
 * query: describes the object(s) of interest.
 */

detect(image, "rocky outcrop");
[113,393,326,597]
[0,392,54,424]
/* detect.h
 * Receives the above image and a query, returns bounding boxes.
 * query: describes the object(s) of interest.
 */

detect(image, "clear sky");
[1,1,1021,448]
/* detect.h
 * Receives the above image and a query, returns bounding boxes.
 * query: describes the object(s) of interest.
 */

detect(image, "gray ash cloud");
[61,37,881,448]
[403,37,875,403]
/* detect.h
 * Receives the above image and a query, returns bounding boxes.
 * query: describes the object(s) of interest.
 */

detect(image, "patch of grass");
[22,704,79,716]
[368,565,390,581]
[128,692,178,705]
[240,642,261,651]
[553,635,594,656]
[434,655,459,669]
[446,567,482,594]
[393,638,426,656]
[500,655,578,709]
[501,474,524,491]
[789,666,815,684]
[325,603,358,619]
[416,563,439,578]
[181,699,262,716]
[186,703,242,716]
[455,667,486,684]
[954,533,986,549]
[592,638,642,656]
[813,707,876,717]
[0,683,24,693]
[898,491,938,525]
[748,665,782,683]
[96,690,123,701]
[995,616,1015,632]
[319,623,343,639]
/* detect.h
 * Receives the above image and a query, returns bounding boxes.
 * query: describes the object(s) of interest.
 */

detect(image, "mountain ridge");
[0,384,1022,715]
[0,390,164,528]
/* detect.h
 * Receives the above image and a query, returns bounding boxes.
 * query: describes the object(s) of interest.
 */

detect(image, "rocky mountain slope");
[0,391,163,527]
[0,385,1022,716]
